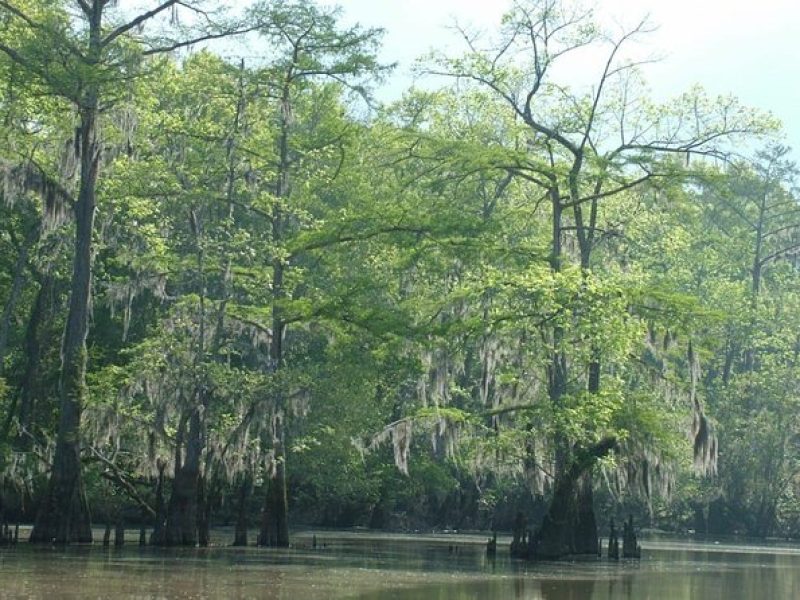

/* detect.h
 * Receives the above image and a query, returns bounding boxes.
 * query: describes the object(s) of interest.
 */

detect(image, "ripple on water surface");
[2,531,800,599]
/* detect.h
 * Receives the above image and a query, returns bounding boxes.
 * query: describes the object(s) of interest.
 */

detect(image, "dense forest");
[0,0,798,557]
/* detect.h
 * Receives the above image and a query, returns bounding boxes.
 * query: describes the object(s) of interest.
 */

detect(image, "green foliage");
[0,0,797,541]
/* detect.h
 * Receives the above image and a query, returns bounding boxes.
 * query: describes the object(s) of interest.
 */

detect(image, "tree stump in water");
[622,515,641,559]
[527,530,539,558]
[197,475,211,548]
[531,439,616,559]
[233,476,251,547]
[149,460,167,546]
[486,531,497,557]
[510,512,529,558]
[608,519,619,560]
[534,473,600,558]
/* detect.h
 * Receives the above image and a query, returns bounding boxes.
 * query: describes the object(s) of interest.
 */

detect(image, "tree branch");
[102,0,181,48]
[141,24,262,55]
[759,241,800,267]
[86,446,157,518]
[289,225,430,258]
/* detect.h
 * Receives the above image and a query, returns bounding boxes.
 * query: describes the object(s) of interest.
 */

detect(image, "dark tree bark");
[16,276,53,440]
[162,200,211,547]
[149,460,167,545]
[534,438,616,558]
[258,74,292,549]
[258,414,289,548]
[2,270,54,445]
[233,475,251,546]
[164,408,202,546]
[30,84,100,543]
[197,474,210,547]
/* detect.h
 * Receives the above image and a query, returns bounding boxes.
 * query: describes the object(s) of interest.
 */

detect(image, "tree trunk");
[163,199,210,547]
[5,272,60,449]
[259,468,289,547]
[258,415,289,548]
[16,276,53,440]
[197,474,210,547]
[534,438,615,559]
[233,475,251,546]
[257,78,292,549]
[164,409,202,546]
[149,461,167,545]
[532,178,607,560]
[29,98,99,544]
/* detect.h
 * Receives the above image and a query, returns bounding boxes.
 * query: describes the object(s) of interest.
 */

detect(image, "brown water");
[1,530,799,599]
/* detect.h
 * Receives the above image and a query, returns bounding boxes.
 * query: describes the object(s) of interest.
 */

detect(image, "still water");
[2,530,799,599]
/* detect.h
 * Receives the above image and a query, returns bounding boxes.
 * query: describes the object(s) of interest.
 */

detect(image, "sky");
[320,0,800,158]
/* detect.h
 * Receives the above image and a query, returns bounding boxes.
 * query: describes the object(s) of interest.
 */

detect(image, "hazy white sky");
[322,0,800,156]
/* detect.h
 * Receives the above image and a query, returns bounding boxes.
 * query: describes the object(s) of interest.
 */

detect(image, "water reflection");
[1,533,800,599]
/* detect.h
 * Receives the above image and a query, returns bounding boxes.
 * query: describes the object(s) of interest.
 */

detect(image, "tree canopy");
[0,0,798,550]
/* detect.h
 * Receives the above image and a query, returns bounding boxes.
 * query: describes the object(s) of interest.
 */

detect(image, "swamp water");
[1,531,799,599]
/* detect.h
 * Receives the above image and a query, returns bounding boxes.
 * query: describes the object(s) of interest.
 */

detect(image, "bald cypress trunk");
[149,461,167,545]
[29,86,99,544]
[233,475,251,547]
[16,276,53,441]
[164,408,203,546]
[535,439,615,558]
[258,416,289,548]
[258,79,291,549]
[531,178,609,559]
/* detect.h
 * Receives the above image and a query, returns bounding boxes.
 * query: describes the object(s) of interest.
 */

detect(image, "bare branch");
[141,24,262,55]
[563,171,657,208]
[580,18,650,153]
[102,0,180,48]
[86,446,157,518]
[289,224,430,258]
[759,241,800,267]
[763,223,800,239]
[75,0,91,17]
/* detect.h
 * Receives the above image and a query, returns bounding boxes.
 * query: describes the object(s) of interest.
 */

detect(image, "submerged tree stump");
[486,531,497,557]
[233,475,251,547]
[149,460,167,546]
[608,519,619,560]
[622,515,641,559]
[534,474,600,558]
[510,512,529,558]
